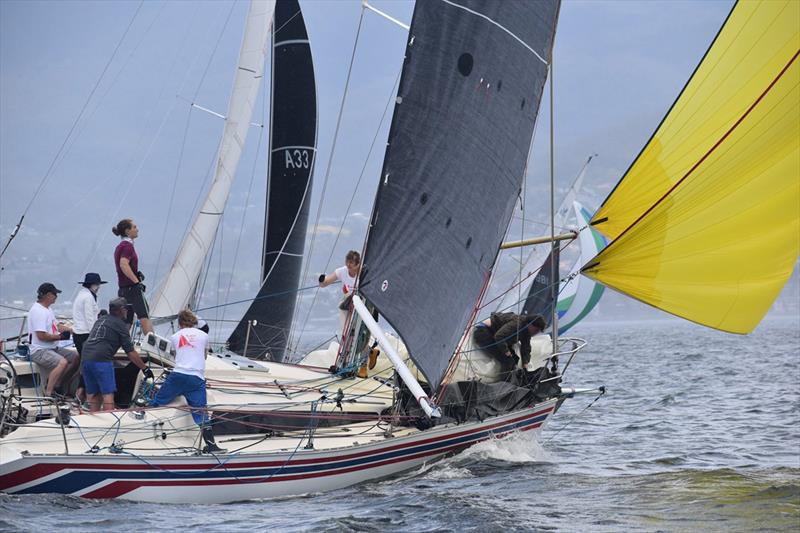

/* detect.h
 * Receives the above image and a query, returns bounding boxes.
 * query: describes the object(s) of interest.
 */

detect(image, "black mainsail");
[359,0,560,391]
[228,0,317,360]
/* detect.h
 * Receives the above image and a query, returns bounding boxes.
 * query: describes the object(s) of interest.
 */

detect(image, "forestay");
[228,0,317,360]
[360,0,560,390]
[150,0,276,320]
[583,0,800,333]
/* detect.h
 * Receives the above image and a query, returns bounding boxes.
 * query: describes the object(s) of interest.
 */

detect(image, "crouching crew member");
[472,312,546,374]
[149,309,223,454]
[81,297,153,411]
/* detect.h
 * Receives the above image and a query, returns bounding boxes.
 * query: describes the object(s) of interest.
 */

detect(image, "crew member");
[112,218,152,334]
[72,272,107,402]
[81,297,153,411]
[318,250,361,336]
[28,283,79,398]
[150,309,222,454]
[472,313,546,374]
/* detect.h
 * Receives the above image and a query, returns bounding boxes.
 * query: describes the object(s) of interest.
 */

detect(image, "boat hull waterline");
[0,401,556,503]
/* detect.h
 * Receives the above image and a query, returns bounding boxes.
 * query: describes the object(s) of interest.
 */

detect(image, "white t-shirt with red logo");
[170,327,208,380]
[28,302,59,352]
[334,266,357,295]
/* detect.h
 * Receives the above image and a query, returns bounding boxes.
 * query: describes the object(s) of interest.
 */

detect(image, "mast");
[150,0,276,320]
[227,0,317,360]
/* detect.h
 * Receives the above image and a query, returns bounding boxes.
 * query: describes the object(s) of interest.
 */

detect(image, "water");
[2,318,798,532]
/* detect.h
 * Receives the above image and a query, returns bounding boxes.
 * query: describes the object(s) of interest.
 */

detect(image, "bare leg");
[101,393,115,411]
[140,317,153,335]
[45,358,68,396]
[88,394,103,412]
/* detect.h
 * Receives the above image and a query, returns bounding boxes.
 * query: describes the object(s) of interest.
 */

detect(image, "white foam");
[459,430,553,463]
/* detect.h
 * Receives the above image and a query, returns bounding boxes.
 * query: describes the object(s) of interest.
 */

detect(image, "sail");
[150,0,276,320]
[493,154,594,313]
[583,0,800,333]
[521,247,559,325]
[557,202,606,334]
[360,0,560,390]
[227,0,317,360]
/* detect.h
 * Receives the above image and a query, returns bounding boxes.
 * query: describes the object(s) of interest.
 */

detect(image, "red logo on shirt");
[178,335,194,348]
[51,322,58,335]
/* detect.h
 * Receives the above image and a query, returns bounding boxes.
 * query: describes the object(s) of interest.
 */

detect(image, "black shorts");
[118,285,150,319]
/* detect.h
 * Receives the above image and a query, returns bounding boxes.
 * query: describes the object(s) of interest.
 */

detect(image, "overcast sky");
[2,0,794,344]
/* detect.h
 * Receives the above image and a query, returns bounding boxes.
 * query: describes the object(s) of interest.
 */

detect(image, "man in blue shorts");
[81,297,153,411]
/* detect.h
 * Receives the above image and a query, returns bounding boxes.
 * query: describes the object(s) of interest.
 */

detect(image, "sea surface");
[1,317,798,532]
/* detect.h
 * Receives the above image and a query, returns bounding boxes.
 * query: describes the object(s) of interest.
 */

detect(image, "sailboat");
[0,0,581,502]
[1,0,796,504]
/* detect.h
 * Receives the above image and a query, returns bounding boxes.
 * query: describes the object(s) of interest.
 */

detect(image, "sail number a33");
[285,149,311,169]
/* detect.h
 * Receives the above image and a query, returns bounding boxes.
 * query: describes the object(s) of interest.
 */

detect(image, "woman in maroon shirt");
[112,219,153,334]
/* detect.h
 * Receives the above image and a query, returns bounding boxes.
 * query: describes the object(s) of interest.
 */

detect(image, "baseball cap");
[37,282,62,297]
[109,297,128,310]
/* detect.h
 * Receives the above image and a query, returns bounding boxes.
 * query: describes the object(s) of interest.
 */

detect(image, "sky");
[0,0,796,346]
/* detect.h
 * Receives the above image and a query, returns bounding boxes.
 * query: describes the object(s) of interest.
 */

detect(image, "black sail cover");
[360,0,559,391]
[228,0,317,360]
[521,247,559,325]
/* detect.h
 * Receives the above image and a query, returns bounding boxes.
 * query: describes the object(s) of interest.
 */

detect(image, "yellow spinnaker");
[583,0,800,333]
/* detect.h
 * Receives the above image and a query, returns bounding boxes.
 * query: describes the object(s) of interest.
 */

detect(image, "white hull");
[0,400,558,503]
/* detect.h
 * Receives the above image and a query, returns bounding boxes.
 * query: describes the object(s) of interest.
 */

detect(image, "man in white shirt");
[318,250,361,336]
[28,282,79,397]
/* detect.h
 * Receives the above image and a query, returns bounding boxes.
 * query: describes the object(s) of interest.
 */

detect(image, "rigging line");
[215,214,225,344]
[438,0,548,65]
[153,0,239,283]
[289,7,367,352]
[54,0,172,224]
[75,5,206,291]
[544,388,606,444]
[0,0,145,262]
[153,107,195,284]
[76,89,190,286]
[290,69,402,352]
[191,0,238,102]
[221,109,266,326]
[549,56,557,351]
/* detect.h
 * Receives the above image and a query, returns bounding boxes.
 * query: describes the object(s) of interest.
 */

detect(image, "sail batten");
[583,0,800,334]
[360,0,560,390]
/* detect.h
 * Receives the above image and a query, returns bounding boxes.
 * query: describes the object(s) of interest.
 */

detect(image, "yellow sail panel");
[590,0,799,241]
[582,38,799,333]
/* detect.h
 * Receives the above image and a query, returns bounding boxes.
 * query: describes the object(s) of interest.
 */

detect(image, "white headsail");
[151,0,276,320]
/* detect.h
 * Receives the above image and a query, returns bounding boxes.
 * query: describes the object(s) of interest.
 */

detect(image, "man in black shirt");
[81,297,153,411]
[472,312,546,374]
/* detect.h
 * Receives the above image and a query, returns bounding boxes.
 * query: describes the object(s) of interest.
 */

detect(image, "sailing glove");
[141,367,155,380]
[137,271,146,282]
[318,274,326,284]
